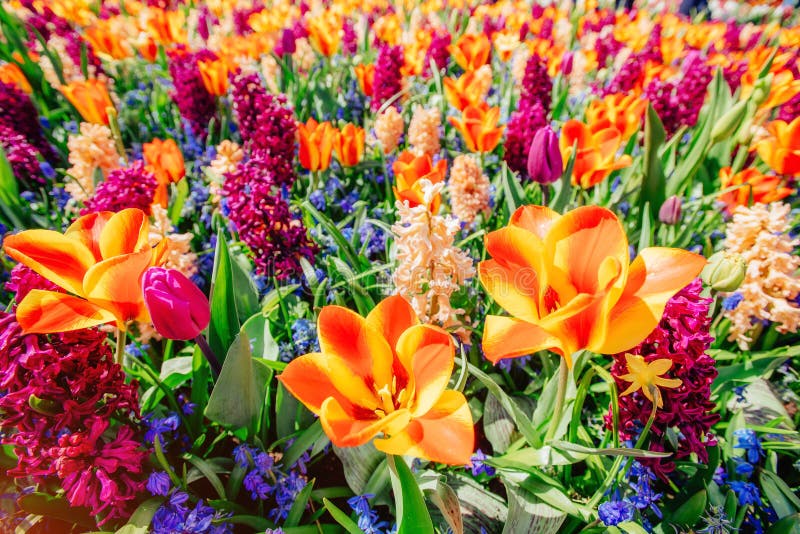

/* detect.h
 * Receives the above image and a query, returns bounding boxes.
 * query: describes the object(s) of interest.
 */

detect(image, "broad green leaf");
[231,252,260,323]
[183,454,227,500]
[333,441,388,496]
[322,498,365,534]
[483,392,516,454]
[208,226,240,362]
[17,493,96,529]
[668,490,706,527]
[766,514,800,534]
[552,141,577,213]
[115,497,164,534]
[205,331,261,432]
[618,521,650,534]
[242,313,280,360]
[285,478,315,527]
[159,356,193,389]
[640,104,666,221]
[284,419,327,468]
[500,162,526,215]
[388,455,435,534]
[418,473,463,534]
[502,480,565,534]
[761,470,800,518]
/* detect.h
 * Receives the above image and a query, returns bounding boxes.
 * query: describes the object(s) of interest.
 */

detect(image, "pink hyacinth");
[606,279,719,480]
[423,31,451,77]
[371,44,404,111]
[81,161,157,215]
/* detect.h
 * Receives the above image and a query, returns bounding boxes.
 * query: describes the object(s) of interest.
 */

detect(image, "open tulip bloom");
[479,205,707,367]
[278,295,475,465]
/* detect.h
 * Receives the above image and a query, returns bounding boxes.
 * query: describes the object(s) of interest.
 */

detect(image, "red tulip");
[142,267,210,340]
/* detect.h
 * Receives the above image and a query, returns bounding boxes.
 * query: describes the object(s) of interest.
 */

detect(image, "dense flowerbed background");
[1,0,800,532]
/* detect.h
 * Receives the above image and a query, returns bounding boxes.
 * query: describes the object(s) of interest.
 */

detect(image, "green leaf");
[183,454,227,500]
[284,419,326,468]
[640,103,666,219]
[115,497,164,534]
[17,493,96,529]
[509,473,592,520]
[766,514,800,534]
[552,441,672,459]
[418,473,463,534]
[500,162,526,215]
[205,330,261,432]
[226,515,274,530]
[502,480,566,534]
[552,141,577,213]
[618,521,650,534]
[242,313,280,360]
[761,470,800,518]
[285,478,315,527]
[388,455,435,534]
[159,356,193,389]
[231,252,260,323]
[483,392,516,454]
[208,226,240,362]
[322,498,365,534]
[168,178,189,226]
[669,490,706,528]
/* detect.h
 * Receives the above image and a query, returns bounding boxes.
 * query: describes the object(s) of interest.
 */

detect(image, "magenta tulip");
[142,267,210,340]
[527,126,563,184]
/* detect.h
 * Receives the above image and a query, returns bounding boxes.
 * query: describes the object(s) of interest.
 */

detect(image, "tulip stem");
[115,327,126,366]
[195,334,222,376]
[545,357,569,443]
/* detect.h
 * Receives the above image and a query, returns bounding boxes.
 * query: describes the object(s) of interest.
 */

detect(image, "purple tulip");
[527,126,563,184]
[658,195,683,225]
[560,52,574,77]
[142,267,210,341]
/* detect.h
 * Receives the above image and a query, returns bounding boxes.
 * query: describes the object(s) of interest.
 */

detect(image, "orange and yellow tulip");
[333,124,366,167]
[479,205,706,366]
[442,67,491,111]
[754,117,800,176]
[60,79,115,125]
[718,167,794,210]
[0,63,31,93]
[559,119,632,188]
[741,70,800,112]
[585,94,647,141]
[143,138,186,207]
[307,14,342,57]
[297,118,336,172]
[198,58,230,97]
[2,209,169,333]
[354,64,375,97]
[277,295,475,464]
[85,20,132,59]
[392,150,447,212]
[448,104,504,154]
[449,33,491,72]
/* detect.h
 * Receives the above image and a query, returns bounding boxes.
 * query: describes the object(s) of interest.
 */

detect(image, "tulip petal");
[65,211,113,261]
[510,205,561,239]
[595,247,707,354]
[320,397,410,448]
[277,353,366,415]
[478,258,541,323]
[3,230,96,296]
[482,315,564,363]
[16,289,116,333]
[318,306,394,391]
[99,208,150,259]
[374,390,474,465]
[83,248,154,325]
[395,325,454,417]
[365,294,419,382]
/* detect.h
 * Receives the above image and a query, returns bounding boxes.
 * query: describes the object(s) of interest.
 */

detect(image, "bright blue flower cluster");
[151,490,233,534]
[598,462,661,529]
[347,494,395,534]
[467,449,496,477]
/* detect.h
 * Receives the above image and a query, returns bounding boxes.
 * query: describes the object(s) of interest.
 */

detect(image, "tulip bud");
[142,267,210,340]
[701,251,747,292]
[527,126,563,184]
[560,52,574,77]
[279,28,297,56]
[710,100,749,144]
[750,74,772,108]
[658,195,682,225]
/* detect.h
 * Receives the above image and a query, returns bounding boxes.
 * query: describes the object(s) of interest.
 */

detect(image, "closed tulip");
[333,124,366,167]
[143,138,186,207]
[392,150,447,212]
[448,104,504,154]
[60,79,114,125]
[142,267,210,340]
[527,126,562,184]
[198,58,230,97]
[297,118,336,172]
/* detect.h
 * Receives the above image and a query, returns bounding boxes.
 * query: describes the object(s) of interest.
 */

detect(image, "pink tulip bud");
[527,126,563,184]
[142,267,210,340]
[560,52,574,77]
[658,195,683,225]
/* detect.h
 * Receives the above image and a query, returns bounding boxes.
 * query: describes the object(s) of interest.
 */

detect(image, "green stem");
[545,357,569,443]
[115,327,126,366]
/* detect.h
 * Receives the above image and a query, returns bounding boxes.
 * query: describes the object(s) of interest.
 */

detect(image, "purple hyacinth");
[503,101,547,177]
[168,47,218,137]
[81,161,157,215]
[342,18,358,55]
[0,82,54,160]
[520,54,552,114]
[371,44,404,111]
[0,125,44,187]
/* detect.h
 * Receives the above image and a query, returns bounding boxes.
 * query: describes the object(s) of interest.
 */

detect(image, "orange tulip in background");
[559,119,632,188]
[392,150,447,212]
[0,63,32,93]
[277,295,475,464]
[85,20,131,59]
[198,58,230,96]
[741,70,800,111]
[754,117,800,175]
[143,138,186,207]
[449,33,491,71]
[333,124,366,167]
[60,79,115,125]
[442,68,491,111]
[307,14,342,57]
[2,209,169,333]
[718,167,794,211]
[585,94,647,141]
[479,205,706,366]
[297,118,336,172]
[448,104,504,154]
[354,64,375,97]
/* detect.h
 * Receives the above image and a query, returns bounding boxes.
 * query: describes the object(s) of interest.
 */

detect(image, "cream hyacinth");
[374,107,405,154]
[722,202,800,348]
[392,180,475,331]
[65,123,120,203]
[408,106,441,157]
[208,140,244,204]
[448,155,490,224]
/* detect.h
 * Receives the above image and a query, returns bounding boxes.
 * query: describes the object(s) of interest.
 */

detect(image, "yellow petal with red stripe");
[16,289,116,333]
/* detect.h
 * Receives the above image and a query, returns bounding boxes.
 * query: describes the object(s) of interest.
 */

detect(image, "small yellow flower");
[618,355,682,408]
